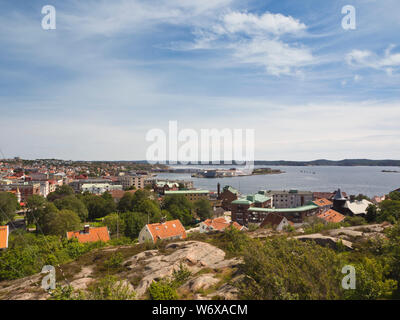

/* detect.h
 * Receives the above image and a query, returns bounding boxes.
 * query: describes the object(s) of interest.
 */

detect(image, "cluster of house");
[1,157,396,248]
[0,162,152,204]
[217,185,377,231]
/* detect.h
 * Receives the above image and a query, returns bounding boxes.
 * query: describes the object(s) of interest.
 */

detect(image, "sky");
[0,0,399,161]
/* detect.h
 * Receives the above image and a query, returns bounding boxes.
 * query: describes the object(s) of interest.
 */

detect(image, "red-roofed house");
[138,219,186,244]
[260,213,292,231]
[199,217,246,233]
[312,198,333,214]
[317,209,345,224]
[67,225,110,243]
[0,225,9,249]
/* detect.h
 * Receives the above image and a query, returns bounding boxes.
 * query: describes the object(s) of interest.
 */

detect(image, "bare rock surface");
[126,241,228,297]
[294,233,353,250]
[181,274,220,292]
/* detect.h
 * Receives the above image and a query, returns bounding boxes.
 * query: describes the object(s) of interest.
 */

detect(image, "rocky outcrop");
[125,241,237,297]
[180,274,220,292]
[294,234,353,250]
[0,240,241,300]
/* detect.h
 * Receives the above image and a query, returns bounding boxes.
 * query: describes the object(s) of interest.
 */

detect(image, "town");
[0,157,399,300]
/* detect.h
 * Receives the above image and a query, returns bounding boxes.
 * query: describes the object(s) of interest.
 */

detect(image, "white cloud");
[218,11,306,36]
[60,0,234,37]
[346,45,400,74]
[231,38,313,76]
[181,11,313,76]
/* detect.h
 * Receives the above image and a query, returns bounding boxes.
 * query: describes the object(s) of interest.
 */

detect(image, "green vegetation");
[162,194,194,225]
[50,275,136,300]
[194,198,212,220]
[389,191,400,201]
[53,195,88,222]
[79,192,116,220]
[0,232,106,281]
[0,191,20,224]
[365,196,400,224]
[148,264,191,300]
[26,196,81,236]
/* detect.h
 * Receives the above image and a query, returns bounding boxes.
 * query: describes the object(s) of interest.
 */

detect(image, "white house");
[138,219,186,244]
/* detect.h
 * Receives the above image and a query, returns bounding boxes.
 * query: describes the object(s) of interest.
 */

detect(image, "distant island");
[382,170,400,173]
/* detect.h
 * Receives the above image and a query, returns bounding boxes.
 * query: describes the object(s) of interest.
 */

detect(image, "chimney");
[160,216,166,224]
[83,225,90,233]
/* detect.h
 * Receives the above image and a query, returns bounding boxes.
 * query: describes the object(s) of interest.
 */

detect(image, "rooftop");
[164,190,209,195]
[0,225,9,249]
[248,204,319,213]
[317,209,345,223]
[67,226,110,243]
[146,219,186,241]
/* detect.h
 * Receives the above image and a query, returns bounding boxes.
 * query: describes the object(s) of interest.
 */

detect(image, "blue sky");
[0,0,399,161]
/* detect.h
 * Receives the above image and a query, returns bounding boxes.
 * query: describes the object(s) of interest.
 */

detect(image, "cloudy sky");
[0,0,399,161]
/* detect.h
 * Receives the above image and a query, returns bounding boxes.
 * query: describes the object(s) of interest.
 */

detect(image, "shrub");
[148,280,179,300]
[238,237,345,300]
[86,275,136,300]
[104,252,124,269]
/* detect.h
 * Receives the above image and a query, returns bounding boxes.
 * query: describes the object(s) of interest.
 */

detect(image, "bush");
[86,275,136,300]
[50,276,136,300]
[344,258,397,300]
[104,252,124,269]
[238,237,345,300]
[171,263,192,287]
[148,280,179,300]
[344,216,367,226]
[0,233,106,281]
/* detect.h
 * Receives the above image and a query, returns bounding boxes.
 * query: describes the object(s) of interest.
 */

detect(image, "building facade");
[266,190,314,208]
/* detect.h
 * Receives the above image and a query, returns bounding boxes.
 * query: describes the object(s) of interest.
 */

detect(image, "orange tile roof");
[317,209,345,223]
[313,198,333,207]
[202,217,245,231]
[0,225,9,249]
[67,226,110,243]
[146,220,186,243]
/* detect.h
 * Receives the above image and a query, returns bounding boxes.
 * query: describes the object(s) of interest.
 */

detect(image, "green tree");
[103,213,125,235]
[121,212,147,239]
[366,204,378,223]
[384,223,400,297]
[53,195,88,222]
[344,258,397,300]
[47,185,75,202]
[118,190,161,222]
[80,193,116,220]
[117,192,135,212]
[162,195,193,226]
[0,192,20,224]
[194,198,212,220]
[377,200,400,223]
[389,191,400,201]
[47,209,81,236]
[26,195,51,232]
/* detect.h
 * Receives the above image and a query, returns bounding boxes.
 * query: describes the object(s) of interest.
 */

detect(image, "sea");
[152,165,400,197]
